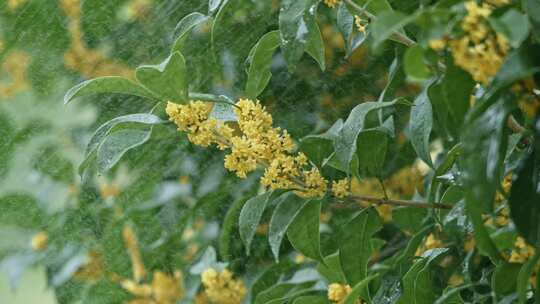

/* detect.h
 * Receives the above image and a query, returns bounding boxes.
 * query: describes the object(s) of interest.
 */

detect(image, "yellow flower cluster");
[59,0,132,78]
[332,178,350,198]
[449,1,509,84]
[415,233,444,256]
[166,101,233,149]
[31,231,48,251]
[200,268,247,304]
[509,237,536,263]
[167,99,328,198]
[0,51,31,100]
[121,271,184,304]
[120,225,184,304]
[323,0,340,8]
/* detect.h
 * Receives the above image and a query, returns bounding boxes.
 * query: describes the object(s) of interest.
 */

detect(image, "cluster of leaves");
[2,0,540,303]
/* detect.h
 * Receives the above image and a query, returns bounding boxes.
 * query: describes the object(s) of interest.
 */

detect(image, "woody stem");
[334,194,453,210]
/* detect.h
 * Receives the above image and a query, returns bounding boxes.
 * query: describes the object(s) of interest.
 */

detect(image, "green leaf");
[79,113,165,176]
[292,295,329,304]
[343,274,379,304]
[305,19,325,71]
[397,248,448,304]
[430,58,475,136]
[251,261,295,300]
[287,200,324,264]
[64,76,157,104]
[390,225,432,266]
[268,193,310,261]
[171,12,210,53]
[508,147,540,245]
[462,97,511,212]
[492,262,521,297]
[255,281,316,304]
[460,98,509,262]
[135,52,189,101]
[208,0,223,15]
[517,252,540,304]
[404,45,432,81]
[334,101,397,172]
[340,208,382,285]
[278,0,319,71]
[96,128,152,172]
[245,31,281,98]
[393,207,428,234]
[371,11,417,49]
[372,273,402,304]
[239,191,274,255]
[490,9,530,48]
[300,119,342,168]
[409,88,433,167]
[317,252,347,283]
[356,129,389,177]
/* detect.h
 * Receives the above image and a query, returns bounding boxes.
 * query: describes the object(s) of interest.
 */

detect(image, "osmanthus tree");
[2,0,540,303]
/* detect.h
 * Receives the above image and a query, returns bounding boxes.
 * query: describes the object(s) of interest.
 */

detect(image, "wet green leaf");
[64,76,157,104]
[287,200,324,263]
[269,193,310,261]
[245,31,281,98]
[136,52,189,101]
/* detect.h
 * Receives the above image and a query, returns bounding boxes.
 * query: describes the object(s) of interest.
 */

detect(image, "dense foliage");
[1,0,540,303]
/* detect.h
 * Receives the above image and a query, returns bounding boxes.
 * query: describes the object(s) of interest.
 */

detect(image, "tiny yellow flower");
[323,0,339,8]
[428,38,446,51]
[328,283,352,302]
[201,268,247,304]
[31,232,48,251]
[354,15,367,33]
[332,178,350,198]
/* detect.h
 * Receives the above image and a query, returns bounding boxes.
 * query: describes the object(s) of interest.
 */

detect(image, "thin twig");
[334,194,453,210]
[378,177,389,200]
[342,0,416,47]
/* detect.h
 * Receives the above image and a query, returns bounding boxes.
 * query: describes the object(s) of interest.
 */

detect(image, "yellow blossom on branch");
[201,268,247,304]
[332,178,350,198]
[449,1,509,84]
[167,99,328,198]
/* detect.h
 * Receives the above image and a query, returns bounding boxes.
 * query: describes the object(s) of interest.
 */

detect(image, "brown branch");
[333,194,453,210]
